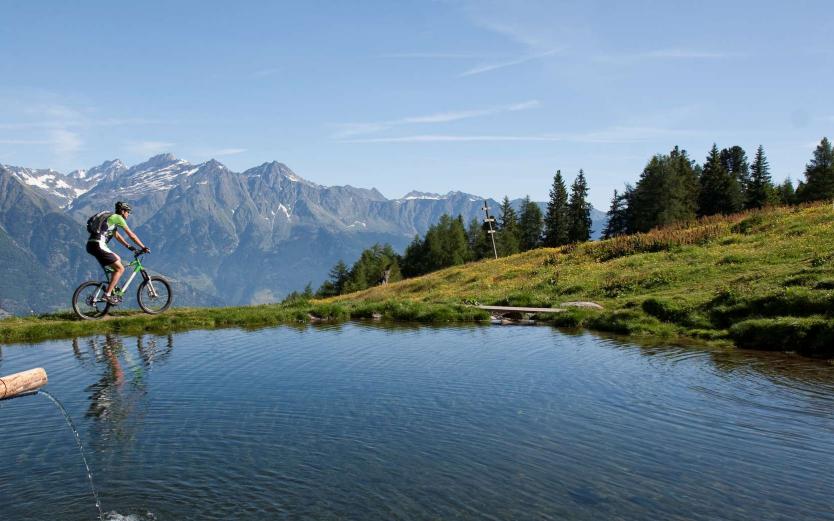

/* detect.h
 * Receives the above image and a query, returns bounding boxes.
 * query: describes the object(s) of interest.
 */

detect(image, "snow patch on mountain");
[400,190,444,200]
[1,164,83,206]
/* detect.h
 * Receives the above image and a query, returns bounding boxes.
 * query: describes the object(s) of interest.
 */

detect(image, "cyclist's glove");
[140,247,151,254]
[128,246,137,252]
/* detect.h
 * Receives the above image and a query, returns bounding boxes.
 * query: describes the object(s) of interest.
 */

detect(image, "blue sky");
[1,0,832,208]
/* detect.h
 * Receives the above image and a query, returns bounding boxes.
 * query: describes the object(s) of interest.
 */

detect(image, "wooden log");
[0,368,48,400]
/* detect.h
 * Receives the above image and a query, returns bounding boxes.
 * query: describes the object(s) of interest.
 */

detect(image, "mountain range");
[0,154,606,315]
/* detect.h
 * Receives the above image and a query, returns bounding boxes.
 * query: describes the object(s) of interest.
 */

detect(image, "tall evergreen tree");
[567,169,592,243]
[776,178,796,206]
[602,189,629,239]
[316,259,350,296]
[402,214,471,276]
[627,147,699,232]
[797,137,834,202]
[466,217,493,260]
[400,234,426,278]
[497,196,521,256]
[746,145,776,209]
[340,244,402,293]
[518,196,543,251]
[698,143,743,216]
[720,145,751,198]
[543,170,569,247]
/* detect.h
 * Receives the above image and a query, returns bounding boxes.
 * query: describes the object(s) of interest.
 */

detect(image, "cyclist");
[86,201,150,304]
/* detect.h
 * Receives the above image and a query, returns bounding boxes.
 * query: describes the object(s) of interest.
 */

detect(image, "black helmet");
[115,201,132,213]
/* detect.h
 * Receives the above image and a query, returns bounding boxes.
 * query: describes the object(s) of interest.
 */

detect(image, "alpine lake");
[1,322,832,520]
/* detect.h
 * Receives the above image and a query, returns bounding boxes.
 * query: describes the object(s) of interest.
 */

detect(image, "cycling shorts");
[86,240,119,267]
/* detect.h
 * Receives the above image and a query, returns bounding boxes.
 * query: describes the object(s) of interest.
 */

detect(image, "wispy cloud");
[0,130,82,153]
[459,48,563,77]
[332,100,540,139]
[125,141,176,156]
[380,52,494,59]
[0,138,53,145]
[51,129,83,154]
[595,49,745,65]
[1,98,168,163]
[344,126,701,144]
[0,117,165,130]
[345,134,563,143]
[208,148,247,156]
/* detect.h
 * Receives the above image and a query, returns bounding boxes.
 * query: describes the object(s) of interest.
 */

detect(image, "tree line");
[309,137,834,299]
[603,137,834,238]
[312,170,594,298]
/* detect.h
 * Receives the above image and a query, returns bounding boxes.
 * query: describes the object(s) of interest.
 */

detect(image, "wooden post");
[0,368,48,400]
[482,200,499,259]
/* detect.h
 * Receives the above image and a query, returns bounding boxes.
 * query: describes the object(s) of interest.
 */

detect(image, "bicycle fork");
[141,270,159,298]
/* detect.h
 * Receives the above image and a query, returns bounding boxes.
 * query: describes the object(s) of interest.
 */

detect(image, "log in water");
[0,368,48,400]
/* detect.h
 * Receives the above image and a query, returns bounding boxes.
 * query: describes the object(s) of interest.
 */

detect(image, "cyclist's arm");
[121,225,147,250]
[113,230,132,249]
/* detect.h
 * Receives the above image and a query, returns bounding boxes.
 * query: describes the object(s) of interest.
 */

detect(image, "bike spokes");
[73,282,110,319]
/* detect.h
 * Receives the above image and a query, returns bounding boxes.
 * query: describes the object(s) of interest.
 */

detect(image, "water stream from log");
[38,390,104,521]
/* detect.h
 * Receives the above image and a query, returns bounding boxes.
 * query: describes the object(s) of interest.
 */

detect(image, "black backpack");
[86,211,112,236]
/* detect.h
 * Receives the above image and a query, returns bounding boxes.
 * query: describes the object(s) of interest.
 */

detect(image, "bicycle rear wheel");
[72,281,111,320]
[137,276,173,314]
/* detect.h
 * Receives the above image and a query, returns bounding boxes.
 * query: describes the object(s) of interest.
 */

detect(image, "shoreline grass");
[3,202,833,357]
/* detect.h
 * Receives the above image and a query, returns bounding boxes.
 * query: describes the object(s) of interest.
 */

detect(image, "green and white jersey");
[89,214,128,250]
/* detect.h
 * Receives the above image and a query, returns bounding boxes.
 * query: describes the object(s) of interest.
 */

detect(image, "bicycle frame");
[98,253,159,300]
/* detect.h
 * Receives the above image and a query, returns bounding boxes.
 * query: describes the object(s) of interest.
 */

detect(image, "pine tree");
[466,217,492,260]
[627,147,699,232]
[518,196,543,251]
[497,196,520,256]
[401,235,426,278]
[567,169,592,243]
[698,143,743,216]
[797,137,834,202]
[543,170,569,247]
[402,214,470,276]
[317,259,350,296]
[602,189,629,239]
[720,145,751,199]
[776,178,796,206]
[747,145,776,209]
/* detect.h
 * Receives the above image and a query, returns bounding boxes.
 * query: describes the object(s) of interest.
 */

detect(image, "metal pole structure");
[482,200,499,259]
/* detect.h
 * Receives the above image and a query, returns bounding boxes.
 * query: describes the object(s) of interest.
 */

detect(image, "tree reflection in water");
[71,334,173,441]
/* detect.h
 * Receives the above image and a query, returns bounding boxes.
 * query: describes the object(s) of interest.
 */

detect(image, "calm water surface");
[1,324,832,520]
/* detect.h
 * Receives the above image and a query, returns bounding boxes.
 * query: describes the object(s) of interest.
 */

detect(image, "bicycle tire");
[72,280,111,320]
[137,276,173,314]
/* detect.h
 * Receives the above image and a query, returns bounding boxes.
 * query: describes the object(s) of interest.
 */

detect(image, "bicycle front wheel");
[137,276,173,314]
[72,281,111,320]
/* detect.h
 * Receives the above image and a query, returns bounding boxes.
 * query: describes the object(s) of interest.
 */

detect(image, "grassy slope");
[2,203,832,355]
[325,202,834,355]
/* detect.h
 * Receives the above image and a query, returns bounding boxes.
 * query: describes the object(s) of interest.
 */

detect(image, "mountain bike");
[72,251,173,320]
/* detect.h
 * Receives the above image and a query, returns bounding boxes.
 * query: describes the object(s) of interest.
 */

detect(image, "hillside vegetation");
[2,202,832,356]
[325,202,834,356]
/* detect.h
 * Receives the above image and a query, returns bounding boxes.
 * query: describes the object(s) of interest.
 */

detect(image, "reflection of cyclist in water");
[72,334,173,440]
[85,201,150,305]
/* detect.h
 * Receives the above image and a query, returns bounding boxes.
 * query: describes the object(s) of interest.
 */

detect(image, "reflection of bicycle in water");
[72,251,173,320]
[72,334,174,438]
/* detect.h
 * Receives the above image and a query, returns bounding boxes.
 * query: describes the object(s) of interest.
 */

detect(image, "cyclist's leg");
[105,258,124,295]
[87,240,122,294]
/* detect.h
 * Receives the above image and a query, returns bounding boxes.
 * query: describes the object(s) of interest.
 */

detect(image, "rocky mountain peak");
[203,159,228,170]
[148,152,178,164]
